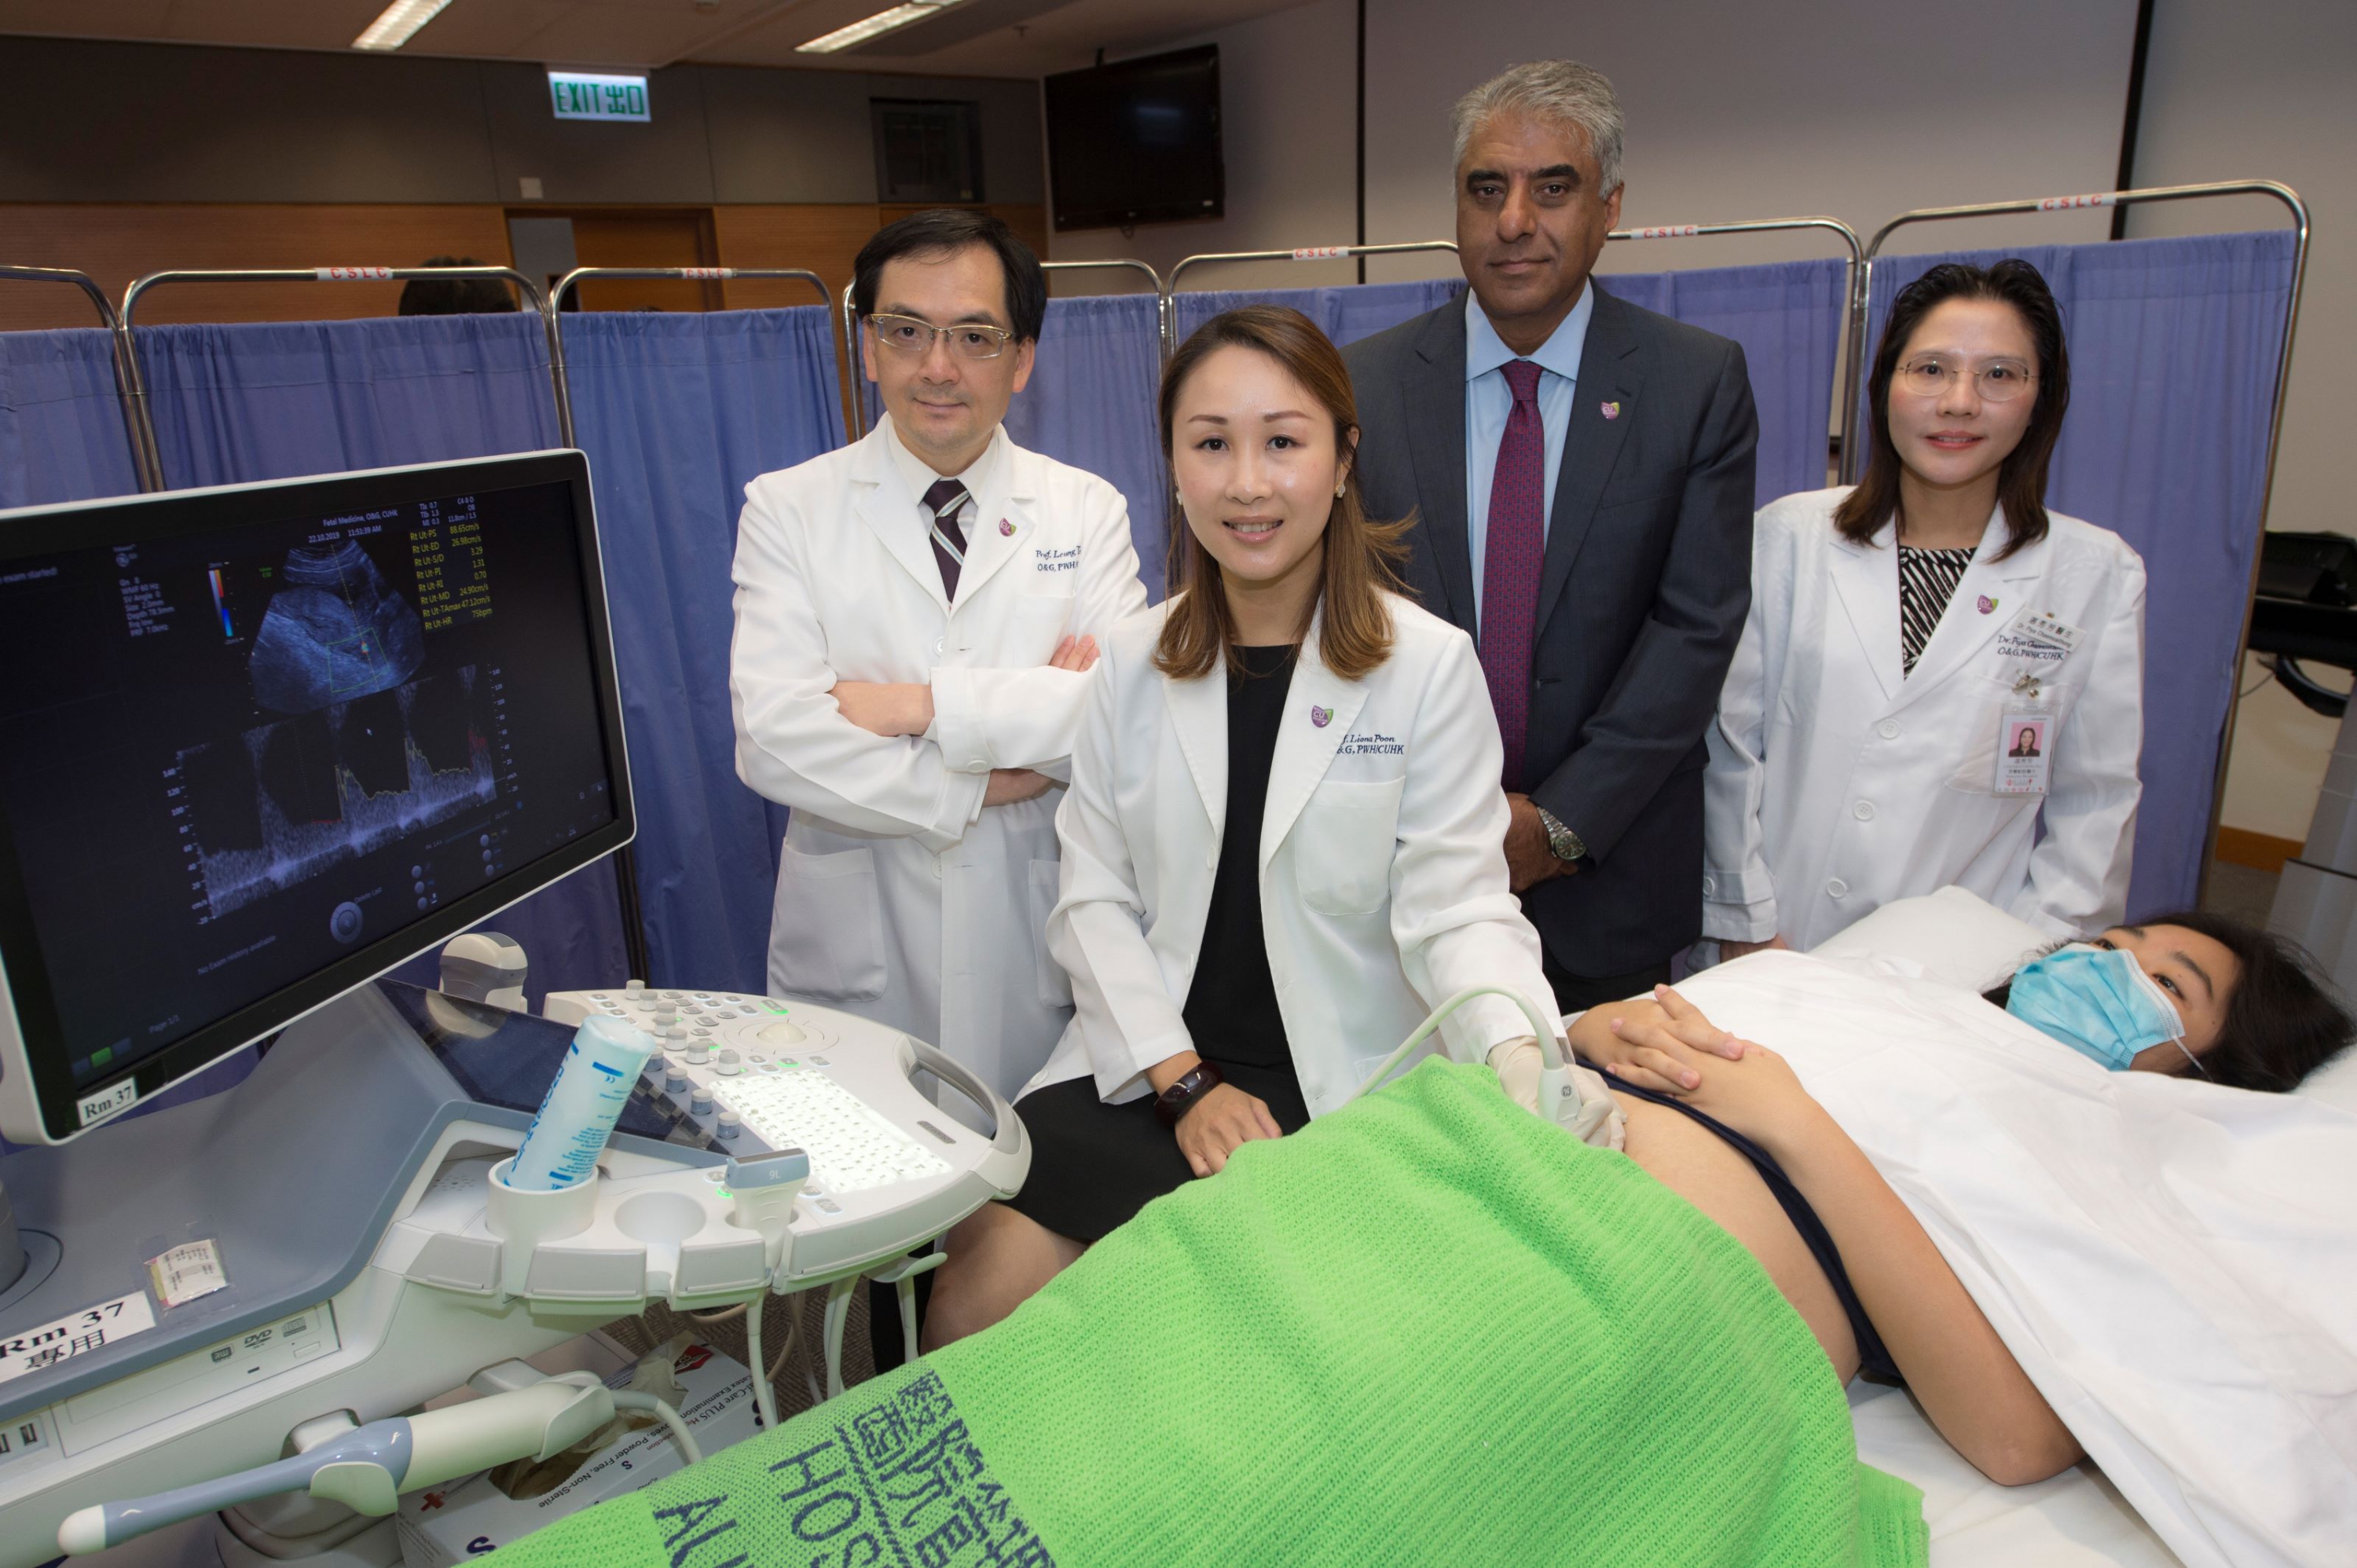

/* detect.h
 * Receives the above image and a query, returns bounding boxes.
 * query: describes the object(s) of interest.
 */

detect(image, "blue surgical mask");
[2006,943,2201,1073]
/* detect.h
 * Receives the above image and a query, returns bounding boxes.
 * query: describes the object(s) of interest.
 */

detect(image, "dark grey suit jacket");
[1343,282,1758,976]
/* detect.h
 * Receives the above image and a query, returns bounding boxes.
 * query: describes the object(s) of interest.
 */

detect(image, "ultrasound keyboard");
[543,985,1028,1277]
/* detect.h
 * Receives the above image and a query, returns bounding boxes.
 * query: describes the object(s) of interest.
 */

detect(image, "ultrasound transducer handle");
[57,1376,615,1553]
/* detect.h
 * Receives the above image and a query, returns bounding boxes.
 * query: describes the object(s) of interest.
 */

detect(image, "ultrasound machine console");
[0,454,1026,1566]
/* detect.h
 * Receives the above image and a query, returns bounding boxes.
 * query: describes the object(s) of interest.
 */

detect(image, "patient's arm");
[1614,1003,2084,1487]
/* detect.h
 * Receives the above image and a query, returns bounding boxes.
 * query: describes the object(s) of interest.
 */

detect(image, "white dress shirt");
[884,418,1006,566]
[1463,281,1593,630]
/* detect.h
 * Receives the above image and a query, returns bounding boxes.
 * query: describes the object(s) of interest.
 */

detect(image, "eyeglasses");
[867,313,1016,361]
[1895,354,2037,403]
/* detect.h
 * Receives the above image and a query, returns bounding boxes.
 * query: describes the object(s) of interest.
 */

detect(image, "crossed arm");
[1571,991,2085,1487]
[830,634,1101,806]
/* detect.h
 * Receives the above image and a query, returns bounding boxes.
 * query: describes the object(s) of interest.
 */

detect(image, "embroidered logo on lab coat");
[1310,705,1332,727]
[1600,401,1621,420]
[1977,595,1998,614]
[999,518,1016,537]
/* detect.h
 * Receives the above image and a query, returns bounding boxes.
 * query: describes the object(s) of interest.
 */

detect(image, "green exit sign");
[548,71,649,123]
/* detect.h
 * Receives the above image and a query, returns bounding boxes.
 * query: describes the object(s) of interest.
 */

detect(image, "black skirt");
[1004,1059,1313,1242]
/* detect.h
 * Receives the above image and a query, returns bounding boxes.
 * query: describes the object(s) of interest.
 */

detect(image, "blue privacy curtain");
[0,328,143,507]
[863,292,1171,598]
[1604,258,1847,506]
[1861,231,2300,916]
[1002,293,1171,598]
[1169,276,1466,350]
[559,306,847,997]
[132,312,630,1013]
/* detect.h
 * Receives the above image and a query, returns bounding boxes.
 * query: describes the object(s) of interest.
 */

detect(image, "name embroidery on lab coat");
[1033,545,1079,572]
[1993,608,2081,665]
[1337,731,1405,755]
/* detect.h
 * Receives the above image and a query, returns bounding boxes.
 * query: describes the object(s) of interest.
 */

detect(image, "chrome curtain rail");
[3,264,159,493]
[119,266,572,467]
[548,266,850,435]
[1600,217,1864,474]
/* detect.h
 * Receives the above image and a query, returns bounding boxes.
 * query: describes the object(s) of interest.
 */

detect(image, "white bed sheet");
[1852,1382,2181,1567]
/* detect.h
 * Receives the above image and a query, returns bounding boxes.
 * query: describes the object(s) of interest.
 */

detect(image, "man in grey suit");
[1344,60,1758,1011]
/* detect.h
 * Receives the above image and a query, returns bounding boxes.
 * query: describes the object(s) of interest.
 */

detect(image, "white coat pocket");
[1007,590,1074,663]
[1296,777,1406,917]
[1028,858,1072,1009]
[768,841,888,1002]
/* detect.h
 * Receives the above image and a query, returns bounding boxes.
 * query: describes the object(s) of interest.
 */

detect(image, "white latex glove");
[1486,1036,1545,1112]
[1486,1037,1627,1152]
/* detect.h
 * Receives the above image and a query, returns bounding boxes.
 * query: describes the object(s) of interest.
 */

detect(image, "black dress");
[1007,644,1314,1241]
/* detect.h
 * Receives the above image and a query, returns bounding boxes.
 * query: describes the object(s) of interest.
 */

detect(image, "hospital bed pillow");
[1809,886,2357,1113]
[1806,886,2049,995]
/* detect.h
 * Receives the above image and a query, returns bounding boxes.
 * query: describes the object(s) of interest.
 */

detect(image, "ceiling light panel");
[353,0,455,50]
[796,0,969,54]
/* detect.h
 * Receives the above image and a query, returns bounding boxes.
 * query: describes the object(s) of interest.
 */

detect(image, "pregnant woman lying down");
[481,911,2350,1568]
[1576,910,2349,1486]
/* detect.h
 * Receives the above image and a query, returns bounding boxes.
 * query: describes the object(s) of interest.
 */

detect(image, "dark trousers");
[1542,952,1675,1017]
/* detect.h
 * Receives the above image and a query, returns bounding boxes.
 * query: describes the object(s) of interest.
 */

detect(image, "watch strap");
[1154,1062,1227,1128]
[1535,806,1586,863]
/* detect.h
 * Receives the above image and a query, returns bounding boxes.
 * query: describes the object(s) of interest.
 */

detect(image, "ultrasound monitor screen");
[0,452,631,1143]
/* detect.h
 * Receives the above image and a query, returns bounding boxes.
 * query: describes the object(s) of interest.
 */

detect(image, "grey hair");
[1450,60,1626,196]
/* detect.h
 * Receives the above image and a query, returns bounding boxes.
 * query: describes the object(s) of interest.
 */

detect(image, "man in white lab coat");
[729,209,1148,1108]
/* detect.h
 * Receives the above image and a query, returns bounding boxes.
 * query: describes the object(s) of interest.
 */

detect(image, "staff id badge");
[1995,689,2053,796]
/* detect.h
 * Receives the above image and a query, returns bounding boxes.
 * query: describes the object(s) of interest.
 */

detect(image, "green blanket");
[494,1060,1926,1566]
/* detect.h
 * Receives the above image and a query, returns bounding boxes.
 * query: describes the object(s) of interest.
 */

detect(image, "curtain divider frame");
[115,262,653,984]
[119,266,575,471]
[1846,180,2310,907]
[1601,218,1863,479]
[1164,240,1460,346]
[1163,221,1861,479]
[549,266,852,438]
[3,265,160,493]
[840,258,1168,441]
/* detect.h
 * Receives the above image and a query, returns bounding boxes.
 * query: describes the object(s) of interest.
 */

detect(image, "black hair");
[1835,258,2070,562]
[851,209,1046,343]
[397,257,518,317]
[1985,910,2353,1091]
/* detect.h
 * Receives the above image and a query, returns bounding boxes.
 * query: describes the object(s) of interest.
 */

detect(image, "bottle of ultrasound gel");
[505,1015,661,1191]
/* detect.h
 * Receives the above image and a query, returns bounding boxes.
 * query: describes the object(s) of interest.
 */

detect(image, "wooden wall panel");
[0,204,515,332]
[558,208,722,313]
[711,203,879,313]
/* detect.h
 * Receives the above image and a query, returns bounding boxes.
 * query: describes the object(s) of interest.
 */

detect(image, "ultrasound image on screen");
[246,539,427,714]
[0,477,617,1094]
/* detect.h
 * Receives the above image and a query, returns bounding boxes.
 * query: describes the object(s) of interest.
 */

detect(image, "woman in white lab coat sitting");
[923,306,1565,1344]
[1704,260,2146,958]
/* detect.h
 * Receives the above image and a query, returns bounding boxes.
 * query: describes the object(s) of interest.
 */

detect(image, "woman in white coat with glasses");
[1703,260,2146,958]
[924,306,1570,1344]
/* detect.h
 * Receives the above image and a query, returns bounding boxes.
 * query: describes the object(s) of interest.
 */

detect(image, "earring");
[1333,484,1345,497]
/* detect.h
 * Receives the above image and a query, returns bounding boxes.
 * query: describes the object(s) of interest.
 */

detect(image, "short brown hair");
[1154,306,1410,681]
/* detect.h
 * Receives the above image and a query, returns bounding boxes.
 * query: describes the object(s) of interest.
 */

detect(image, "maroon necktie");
[1481,360,1545,790]
[923,477,970,601]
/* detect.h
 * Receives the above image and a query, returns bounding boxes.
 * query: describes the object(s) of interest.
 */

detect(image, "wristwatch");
[1534,806,1587,864]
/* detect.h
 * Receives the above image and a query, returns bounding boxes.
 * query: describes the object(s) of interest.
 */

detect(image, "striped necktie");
[1480,360,1546,790]
[923,477,970,601]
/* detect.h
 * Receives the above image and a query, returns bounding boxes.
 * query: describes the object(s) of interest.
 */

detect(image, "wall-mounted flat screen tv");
[1044,45,1224,231]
